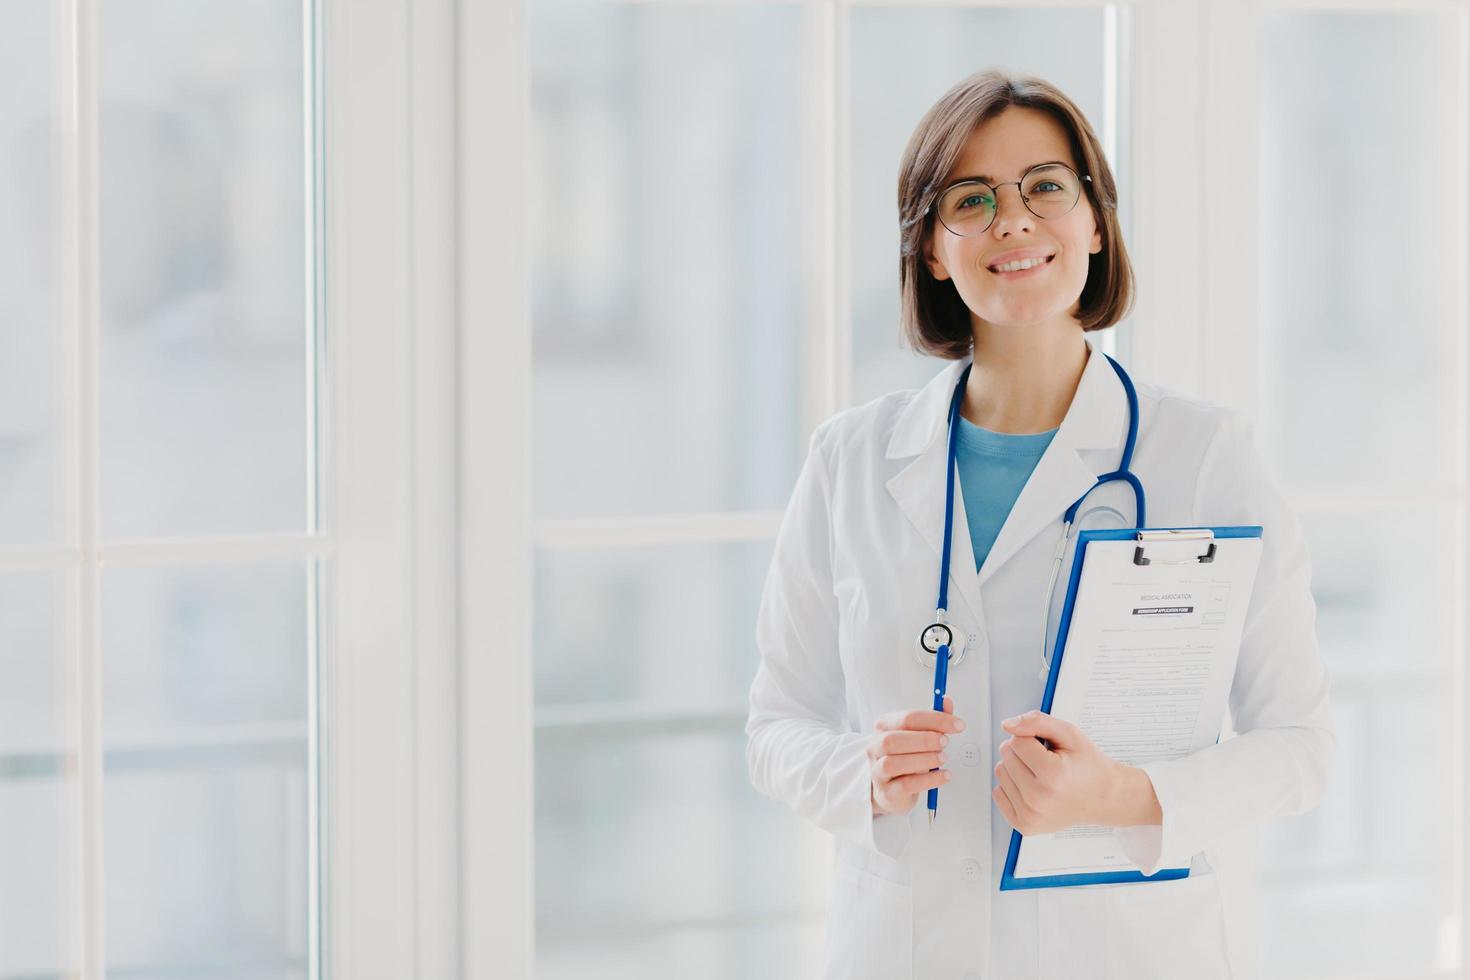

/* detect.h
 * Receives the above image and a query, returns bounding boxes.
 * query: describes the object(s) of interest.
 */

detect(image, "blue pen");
[927,621,951,825]
[925,375,968,826]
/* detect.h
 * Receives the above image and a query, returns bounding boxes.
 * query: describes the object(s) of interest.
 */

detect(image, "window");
[1255,8,1468,977]
[0,2,323,974]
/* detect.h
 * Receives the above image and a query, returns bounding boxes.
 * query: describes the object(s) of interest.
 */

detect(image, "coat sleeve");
[745,423,912,859]
[1113,407,1337,875]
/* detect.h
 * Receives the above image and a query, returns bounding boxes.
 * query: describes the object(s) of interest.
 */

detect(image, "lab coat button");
[959,858,982,882]
[958,741,982,766]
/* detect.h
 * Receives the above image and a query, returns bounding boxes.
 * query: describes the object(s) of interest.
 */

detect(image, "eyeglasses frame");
[921,162,1093,237]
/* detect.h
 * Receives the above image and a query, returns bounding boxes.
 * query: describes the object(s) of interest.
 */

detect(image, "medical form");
[1005,527,1264,886]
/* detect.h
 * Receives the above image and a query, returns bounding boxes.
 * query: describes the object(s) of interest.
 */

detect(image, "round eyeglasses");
[924,163,1091,237]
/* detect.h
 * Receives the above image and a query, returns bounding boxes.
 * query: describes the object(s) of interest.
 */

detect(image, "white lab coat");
[745,337,1336,979]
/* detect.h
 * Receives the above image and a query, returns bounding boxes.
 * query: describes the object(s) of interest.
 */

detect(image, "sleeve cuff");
[861,753,912,859]
[1114,823,1165,876]
[870,808,912,858]
[824,733,914,859]
[1113,762,1173,876]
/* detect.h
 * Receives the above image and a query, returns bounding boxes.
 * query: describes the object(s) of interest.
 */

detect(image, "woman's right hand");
[868,695,965,816]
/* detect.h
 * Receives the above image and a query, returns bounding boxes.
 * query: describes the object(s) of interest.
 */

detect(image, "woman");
[745,69,1335,979]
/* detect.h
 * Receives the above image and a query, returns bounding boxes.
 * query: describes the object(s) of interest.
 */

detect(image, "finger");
[998,748,1042,810]
[994,761,1034,819]
[1006,735,1056,783]
[993,762,1024,822]
[1000,710,1078,748]
[900,709,966,734]
[896,768,949,796]
[878,729,950,756]
[992,783,1018,828]
[875,705,957,733]
[879,750,946,780]
[1000,738,1039,782]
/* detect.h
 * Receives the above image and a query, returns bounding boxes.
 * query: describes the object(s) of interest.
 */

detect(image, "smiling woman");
[898,72,1134,366]
[746,67,1335,980]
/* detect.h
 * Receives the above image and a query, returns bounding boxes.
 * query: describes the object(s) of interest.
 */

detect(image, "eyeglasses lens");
[938,164,1082,235]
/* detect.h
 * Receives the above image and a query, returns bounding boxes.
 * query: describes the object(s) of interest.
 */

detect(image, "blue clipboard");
[998,524,1263,891]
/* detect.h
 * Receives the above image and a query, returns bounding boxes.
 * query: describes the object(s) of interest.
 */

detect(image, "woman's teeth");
[992,255,1051,273]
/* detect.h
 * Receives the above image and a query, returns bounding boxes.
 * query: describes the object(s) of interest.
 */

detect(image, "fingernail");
[939,734,949,747]
[938,753,947,764]
[1002,716,1017,727]
[955,719,966,731]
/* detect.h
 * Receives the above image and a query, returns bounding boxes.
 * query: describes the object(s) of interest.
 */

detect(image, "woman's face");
[924,106,1103,333]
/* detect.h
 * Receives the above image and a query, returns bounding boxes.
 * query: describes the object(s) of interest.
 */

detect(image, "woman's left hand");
[992,710,1124,834]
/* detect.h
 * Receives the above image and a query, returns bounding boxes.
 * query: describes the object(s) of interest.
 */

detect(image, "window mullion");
[457,0,534,975]
[58,0,106,976]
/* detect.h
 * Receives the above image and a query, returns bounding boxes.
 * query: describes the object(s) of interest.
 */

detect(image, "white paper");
[1011,532,1263,879]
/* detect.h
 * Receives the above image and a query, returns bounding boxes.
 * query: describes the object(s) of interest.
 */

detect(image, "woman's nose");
[989,184,1035,235]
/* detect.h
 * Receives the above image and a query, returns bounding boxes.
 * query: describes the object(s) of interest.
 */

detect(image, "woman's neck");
[960,324,1089,434]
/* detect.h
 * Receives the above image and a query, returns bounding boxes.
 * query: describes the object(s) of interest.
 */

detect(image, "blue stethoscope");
[916,351,1147,692]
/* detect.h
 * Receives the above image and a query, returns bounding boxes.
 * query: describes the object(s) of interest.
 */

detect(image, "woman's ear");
[926,240,952,282]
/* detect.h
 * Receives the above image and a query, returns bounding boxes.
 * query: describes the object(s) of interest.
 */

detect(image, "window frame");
[320,0,462,976]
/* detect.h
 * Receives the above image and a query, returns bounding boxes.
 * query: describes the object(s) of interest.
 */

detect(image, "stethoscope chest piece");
[915,620,968,669]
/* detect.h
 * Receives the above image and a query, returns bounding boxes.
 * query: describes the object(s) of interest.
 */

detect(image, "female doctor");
[745,69,1335,979]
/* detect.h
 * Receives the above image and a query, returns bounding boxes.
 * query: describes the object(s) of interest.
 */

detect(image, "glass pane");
[0,1,64,545]
[1258,504,1465,975]
[534,535,812,973]
[1259,10,1462,495]
[98,0,310,538]
[1259,686,1461,978]
[0,572,69,977]
[1298,505,1459,676]
[850,7,1126,405]
[530,2,810,519]
[533,540,773,708]
[102,560,311,977]
[535,727,829,979]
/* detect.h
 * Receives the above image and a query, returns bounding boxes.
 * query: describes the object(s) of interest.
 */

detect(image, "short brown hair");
[897,69,1134,359]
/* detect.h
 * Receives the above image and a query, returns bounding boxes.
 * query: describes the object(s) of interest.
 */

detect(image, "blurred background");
[1,0,1466,978]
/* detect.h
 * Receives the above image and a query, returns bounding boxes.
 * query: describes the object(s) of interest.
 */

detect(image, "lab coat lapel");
[977,338,1129,588]
[884,358,983,629]
[883,340,1130,614]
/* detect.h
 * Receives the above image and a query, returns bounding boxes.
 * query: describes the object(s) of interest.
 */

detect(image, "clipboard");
[999,524,1264,891]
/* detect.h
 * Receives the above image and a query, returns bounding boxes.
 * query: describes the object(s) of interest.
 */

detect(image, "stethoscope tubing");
[924,351,1146,816]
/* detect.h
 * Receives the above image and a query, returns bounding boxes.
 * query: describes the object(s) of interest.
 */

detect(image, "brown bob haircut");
[897,69,1134,360]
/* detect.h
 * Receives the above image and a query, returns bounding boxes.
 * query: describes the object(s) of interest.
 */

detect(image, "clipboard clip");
[1133,528,1216,566]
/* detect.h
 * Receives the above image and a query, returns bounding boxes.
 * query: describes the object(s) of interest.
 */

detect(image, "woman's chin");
[976,300,1072,327]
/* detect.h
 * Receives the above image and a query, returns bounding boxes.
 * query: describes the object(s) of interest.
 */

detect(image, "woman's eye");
[1033,181,1063,193]
[957,194,992,211]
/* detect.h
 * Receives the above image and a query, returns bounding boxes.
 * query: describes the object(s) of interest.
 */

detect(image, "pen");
[927,633,951,825]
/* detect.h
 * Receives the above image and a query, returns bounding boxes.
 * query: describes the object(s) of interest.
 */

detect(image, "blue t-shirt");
[955,417,1058,573]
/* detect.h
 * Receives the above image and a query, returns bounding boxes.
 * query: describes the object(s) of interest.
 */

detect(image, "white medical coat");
[745,338,1336,979]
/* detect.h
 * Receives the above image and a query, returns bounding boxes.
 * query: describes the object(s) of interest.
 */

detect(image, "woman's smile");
[988,253,1056,280]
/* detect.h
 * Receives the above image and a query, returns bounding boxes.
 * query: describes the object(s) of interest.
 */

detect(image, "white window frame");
[456,0,533,975]
[1,0,461,977]
[320,0,463,976]
[320,0,535,976]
